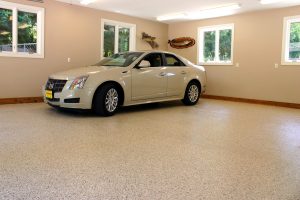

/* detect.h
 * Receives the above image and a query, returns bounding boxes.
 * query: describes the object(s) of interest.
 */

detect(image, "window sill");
[0,52,44,59]
[281,61,300,66]
[199,62,233,66]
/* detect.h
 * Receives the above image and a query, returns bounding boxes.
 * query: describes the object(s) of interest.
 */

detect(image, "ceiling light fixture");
[157,13,186,21]
[157,3,241,21]
[80,0,96,5]
[260,0,284,4]
[187,4,241,20]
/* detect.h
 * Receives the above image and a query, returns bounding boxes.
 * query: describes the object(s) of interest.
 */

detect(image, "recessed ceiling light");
[260,0,284,4]
[80,0,96,5]
[157,3,241,21]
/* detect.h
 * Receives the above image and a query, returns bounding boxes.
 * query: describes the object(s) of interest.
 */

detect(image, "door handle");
[159,72,167,77]
[181,71,187,75]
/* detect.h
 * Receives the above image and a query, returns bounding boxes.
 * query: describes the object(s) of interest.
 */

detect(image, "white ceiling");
[56,0,300,23]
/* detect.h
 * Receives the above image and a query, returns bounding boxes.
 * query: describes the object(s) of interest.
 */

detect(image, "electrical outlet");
[274,63,279,68]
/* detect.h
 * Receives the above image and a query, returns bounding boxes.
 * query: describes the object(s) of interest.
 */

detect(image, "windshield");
[93,52,143,67]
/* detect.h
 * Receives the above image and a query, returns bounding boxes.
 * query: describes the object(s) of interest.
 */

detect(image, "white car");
[43,51,207,116]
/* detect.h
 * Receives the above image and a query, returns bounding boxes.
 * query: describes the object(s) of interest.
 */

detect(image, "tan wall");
[169,6,300,104]
[0,0,168,98]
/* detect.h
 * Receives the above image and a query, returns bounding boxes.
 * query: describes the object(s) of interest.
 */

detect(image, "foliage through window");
[18,11,37,53]
[198,24,234,65]
[282,16,300,64]
[0,1,44,58]
[101,19,135,58]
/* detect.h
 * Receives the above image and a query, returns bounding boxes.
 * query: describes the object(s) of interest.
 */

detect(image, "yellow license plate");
[45,90,53,99]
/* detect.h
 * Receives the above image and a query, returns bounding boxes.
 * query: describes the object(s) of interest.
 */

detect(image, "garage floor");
[0,99,299,199]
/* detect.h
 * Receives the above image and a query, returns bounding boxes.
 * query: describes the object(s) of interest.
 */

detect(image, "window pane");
[104,24,115,57]
[143,53,162,67]
[289,22,300,60]
[0,8,13,52]
[17,11,37,53]
[165,54,184,66]
[204,31,215,62]
[219,29,232,61]
[118,27,130,53]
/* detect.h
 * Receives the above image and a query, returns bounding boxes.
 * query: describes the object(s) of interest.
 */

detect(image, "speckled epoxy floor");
[0,99,299,200]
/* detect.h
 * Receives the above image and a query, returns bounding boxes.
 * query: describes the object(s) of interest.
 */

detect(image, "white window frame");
[0,0,44,58]
[282,15,300,65]
[198,23,234,65]
[101,19,136,59]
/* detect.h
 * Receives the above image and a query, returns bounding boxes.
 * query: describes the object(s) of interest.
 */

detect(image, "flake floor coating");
[0,99,300,200]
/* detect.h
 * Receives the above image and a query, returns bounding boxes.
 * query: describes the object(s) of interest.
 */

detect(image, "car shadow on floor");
[45,101,185,118]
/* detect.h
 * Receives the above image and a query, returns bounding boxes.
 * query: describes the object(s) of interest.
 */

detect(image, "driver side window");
[141,53,163,67]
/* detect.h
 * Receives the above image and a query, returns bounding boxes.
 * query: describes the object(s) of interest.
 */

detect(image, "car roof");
[130,50,176,54]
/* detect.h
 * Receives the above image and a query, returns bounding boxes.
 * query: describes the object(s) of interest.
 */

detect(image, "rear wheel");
[93,83,120,116]
[182,81,200,105]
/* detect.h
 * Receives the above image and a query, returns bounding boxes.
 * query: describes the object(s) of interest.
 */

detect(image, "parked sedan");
[43,51,207,116]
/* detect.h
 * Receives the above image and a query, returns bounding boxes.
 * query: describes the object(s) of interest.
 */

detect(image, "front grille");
[45,79,67,93]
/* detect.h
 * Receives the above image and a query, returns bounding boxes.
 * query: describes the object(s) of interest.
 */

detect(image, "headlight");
[69,76,89,90]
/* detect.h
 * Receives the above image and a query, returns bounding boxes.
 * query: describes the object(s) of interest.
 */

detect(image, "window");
[198,24,234,65]
[282,15,300,65]
[101,19,136,58]
[0,0,44,58]
[141,53,162,67]
[165,54,185,66]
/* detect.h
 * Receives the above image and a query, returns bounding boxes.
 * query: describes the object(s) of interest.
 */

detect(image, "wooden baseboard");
[0,97,43,105]
[0,95,299,109]
[202,94,300,109]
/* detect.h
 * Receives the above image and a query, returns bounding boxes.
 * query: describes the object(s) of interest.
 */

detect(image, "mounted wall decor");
[142,32,159,49]
[168,37,196,49]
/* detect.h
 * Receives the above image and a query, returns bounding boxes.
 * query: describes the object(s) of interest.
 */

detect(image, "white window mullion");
[215,29,220,63]
[129,27,136,51]
[114,25,119,54]
[12,7,17,53]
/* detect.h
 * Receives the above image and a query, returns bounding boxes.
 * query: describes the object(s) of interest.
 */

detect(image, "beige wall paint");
[169,6,300,104]
[0,0,168,98]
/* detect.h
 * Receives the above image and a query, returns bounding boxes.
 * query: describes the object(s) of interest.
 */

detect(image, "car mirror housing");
[138,60,151,68]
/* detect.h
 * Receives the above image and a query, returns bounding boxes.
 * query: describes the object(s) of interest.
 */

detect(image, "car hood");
[49,66,118,80]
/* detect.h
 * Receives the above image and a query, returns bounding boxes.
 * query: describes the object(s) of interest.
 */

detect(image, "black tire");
[182,81,201,105]
[93,83,120,116]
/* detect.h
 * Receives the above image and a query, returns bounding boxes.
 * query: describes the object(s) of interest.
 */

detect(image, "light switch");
[235,63,240,67]
[274,63,279,68]
[68,58,71,63]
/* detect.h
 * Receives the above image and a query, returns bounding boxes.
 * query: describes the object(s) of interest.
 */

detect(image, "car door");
[131,53,167,101]
[164,53,187,97]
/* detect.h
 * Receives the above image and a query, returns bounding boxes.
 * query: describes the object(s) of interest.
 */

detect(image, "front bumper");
[42,84,93,109]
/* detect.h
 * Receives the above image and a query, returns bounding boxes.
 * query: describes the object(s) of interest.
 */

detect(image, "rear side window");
[165,54,185,66]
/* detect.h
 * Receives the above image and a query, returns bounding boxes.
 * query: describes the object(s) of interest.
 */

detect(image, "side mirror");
[138,60,151,68]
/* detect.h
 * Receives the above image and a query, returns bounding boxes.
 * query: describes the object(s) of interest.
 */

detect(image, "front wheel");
[93,83,120,116]
[182,82,201,105]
